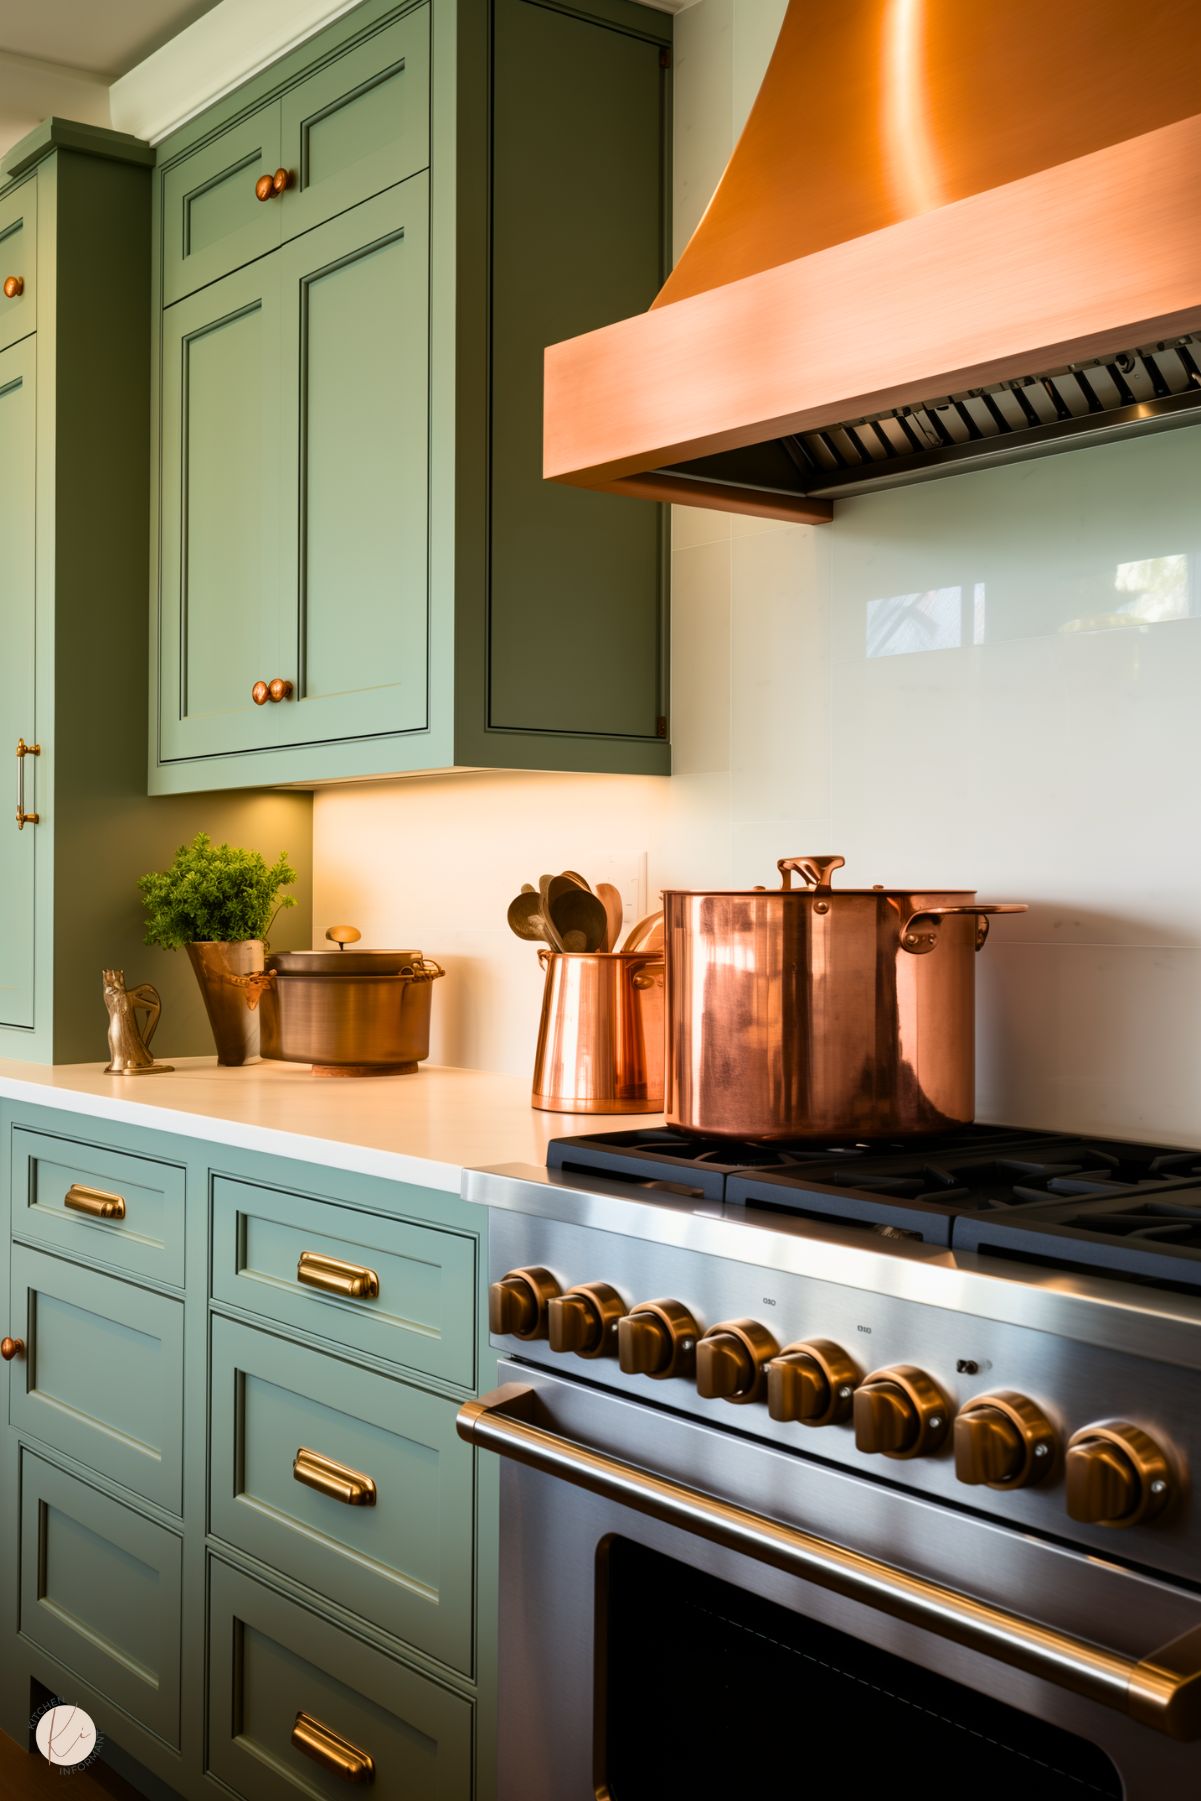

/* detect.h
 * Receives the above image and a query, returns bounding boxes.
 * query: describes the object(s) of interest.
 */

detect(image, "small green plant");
[139,833,297,950]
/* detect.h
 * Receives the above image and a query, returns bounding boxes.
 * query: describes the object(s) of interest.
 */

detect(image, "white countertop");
[0,1058,660,1193]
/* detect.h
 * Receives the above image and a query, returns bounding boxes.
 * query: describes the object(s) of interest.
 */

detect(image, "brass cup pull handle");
[778,854,845,893]
[296,1250,380,1300]
[1,1336,24,1360]
[291,1712,375,1783]
[15,738,40,830]
[64,1183,126,1221]
[3,275,23,299]
[901,901,1028,955]
[459,1382,1201,1743]
[293,1446,377,1507]
[255,167,292,202]
[251,677,294,705]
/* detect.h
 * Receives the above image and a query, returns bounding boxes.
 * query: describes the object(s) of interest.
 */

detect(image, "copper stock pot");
[664,856,1026,1141]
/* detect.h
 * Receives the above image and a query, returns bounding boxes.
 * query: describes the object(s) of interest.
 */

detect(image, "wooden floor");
[0,1728,146,1800]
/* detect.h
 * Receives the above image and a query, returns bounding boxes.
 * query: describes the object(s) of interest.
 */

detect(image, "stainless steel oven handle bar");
[458,1384,1201,1742]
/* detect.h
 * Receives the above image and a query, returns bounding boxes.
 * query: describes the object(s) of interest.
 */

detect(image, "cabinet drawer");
[161,104,282,304]
[11,1127,186,1286]
[210,1317,474,1673]
[211,1175,475,1386]
[0,177,35,351]
[208,1558,470,1801]
[20,1450,182,1747]
[9,1245,184,1512]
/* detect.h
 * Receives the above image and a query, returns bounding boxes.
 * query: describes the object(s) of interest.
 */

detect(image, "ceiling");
[0,0,226,79]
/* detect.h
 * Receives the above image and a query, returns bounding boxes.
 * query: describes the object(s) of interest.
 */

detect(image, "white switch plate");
[599,853,647,933]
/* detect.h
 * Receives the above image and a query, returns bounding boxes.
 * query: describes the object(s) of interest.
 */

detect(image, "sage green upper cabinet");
[0,179,35,352]
[0,333,36,1029]
[150,0,671,794]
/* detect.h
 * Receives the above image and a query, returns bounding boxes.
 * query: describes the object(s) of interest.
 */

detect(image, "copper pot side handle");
[901,902,1028,956]
[458,1383,1201,1742]
[401,957,445,982]
[778,855,846,892]
[221,967,276,1011]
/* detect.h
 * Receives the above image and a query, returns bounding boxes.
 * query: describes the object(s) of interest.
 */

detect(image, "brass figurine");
[102,969,174,1076]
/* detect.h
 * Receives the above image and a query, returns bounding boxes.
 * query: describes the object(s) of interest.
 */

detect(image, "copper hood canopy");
[543,0,1201,523]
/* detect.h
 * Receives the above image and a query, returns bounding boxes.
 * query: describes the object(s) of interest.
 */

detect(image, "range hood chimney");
[543,0,1201,523]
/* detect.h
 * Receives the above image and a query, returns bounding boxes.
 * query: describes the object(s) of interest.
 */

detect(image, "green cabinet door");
[161,104,283,305]
[0,334,37,1029]
[0,178,35,352]
[157,257,288,764]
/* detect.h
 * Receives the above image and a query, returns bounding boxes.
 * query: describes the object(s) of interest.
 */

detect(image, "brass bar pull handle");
[458,1383,1201,1742]
[293,1446,377,1507]
[296,1251,380,1300]
[291,1711,375,1783]
[64,1184,126,1221]
[15,739,39,830]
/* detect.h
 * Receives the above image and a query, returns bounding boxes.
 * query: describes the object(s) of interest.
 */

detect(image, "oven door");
[462,1362,1201,1801]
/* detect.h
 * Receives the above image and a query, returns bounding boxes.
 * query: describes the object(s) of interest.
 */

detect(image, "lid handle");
[777,855,845,894]
[325,926,362,951]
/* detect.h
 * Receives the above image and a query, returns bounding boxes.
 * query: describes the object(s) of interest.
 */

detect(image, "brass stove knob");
[1065,1422,1174,1528]
[546,1282,625,1359]
[488,1266,560,1340]
[853,1365,950,1459]
[954,1392,1056,1489]
[767,1339,859,1427]
[618,1300,699,1380]
[695,1319,779,1405]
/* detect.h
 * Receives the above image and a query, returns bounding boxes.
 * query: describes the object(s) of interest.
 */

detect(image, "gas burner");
[955,1190,1201,1293]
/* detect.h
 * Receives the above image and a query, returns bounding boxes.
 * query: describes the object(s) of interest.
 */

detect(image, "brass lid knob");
[618,1300,699,1380]
[1065,1422,1172,1528]
[488,1267,560,1340]
[325,926,363,949]
[1,1336,24,1360]
[955,1392,1056,1489]
[854,1365,950,1460]
[546,1282,624,1359]
[2,275,23,299]
[767,1339,859,1427]
[695,1319,779,1405]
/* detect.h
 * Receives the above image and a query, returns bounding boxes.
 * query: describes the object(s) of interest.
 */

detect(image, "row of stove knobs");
[490,1268,1177,1531]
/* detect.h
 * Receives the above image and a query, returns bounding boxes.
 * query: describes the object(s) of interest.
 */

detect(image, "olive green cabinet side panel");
[19,1451,183,1748]
[210,1316,475,1673]
[9,1244,184,1512]
[12,1128,187,1287]
[484,0,667,742]
[0,177,35,351]
[157,258,286,764]
[161,105,282,305]
[0,334,37,1029]
[208,1557,473,1801]
[278,177,430,746]
[280,5,430,240]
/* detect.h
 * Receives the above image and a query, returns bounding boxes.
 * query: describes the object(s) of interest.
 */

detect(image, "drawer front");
[210,1317,474,1673]
[11,1127,186,1287]
[161,103,282,303]
[208,1558,471,1801]
[20,1451,182,1747]
[279,7,429,242]
[211,1175,475,1386]
[9,1245,184,1512]
[0,178,35,351]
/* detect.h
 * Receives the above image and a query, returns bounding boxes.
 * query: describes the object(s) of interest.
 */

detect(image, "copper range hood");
[543,0,1201,523]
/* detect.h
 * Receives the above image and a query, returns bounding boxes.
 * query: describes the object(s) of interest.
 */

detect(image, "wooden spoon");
[548,883,608,953]
[595,882,623,952]
[508,890,564,950]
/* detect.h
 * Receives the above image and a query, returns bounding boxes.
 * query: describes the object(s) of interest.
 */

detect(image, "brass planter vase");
[185,940,264,1066]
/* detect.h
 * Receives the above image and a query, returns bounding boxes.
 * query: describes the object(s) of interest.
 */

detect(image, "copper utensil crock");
[532,950,664,1114]
[664,855,1025,1140]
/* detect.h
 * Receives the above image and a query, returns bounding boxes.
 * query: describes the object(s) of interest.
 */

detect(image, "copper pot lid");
[268,926,425,977]
[662,856,977,897]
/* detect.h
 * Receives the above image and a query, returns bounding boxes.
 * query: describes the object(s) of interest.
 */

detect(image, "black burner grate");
[955,1190,1201,1292]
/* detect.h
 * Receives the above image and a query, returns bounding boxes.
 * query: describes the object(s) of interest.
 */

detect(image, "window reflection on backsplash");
[1060,553,1192,634]
[866,582,986,657]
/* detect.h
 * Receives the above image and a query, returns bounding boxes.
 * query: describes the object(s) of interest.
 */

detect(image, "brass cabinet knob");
[255,167,291,201]
[546,1281,625,1358]
[1,1336,24,1360]
[767,1339,859,1427]
[2,275,23,299]
[854,1365,950,1459]
[954,1392,1056,1489]
[617,1299,699,1380]
[251,677,294,705]
[695,1318,779,1405]
[488,1266,560,1340]
[1065,1422,1173,1528]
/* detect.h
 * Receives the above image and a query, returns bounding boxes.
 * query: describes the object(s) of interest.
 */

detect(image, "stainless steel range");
[459,1125,1201,1800]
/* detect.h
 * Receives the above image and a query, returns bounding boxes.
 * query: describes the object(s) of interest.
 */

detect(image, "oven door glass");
[602,1539,1121,1800]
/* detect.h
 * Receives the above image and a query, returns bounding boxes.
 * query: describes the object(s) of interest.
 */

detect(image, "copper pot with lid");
[256,927,445,1076]
[664,856,1026,1141]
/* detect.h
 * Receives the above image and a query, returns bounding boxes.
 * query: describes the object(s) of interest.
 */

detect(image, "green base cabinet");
[0,1102,495,1800]
[150,0,672,793]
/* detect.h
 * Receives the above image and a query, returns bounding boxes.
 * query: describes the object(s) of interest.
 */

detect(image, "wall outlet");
[600,853,647,934]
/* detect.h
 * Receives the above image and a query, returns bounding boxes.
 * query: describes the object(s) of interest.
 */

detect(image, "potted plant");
[138,833,298,1065]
